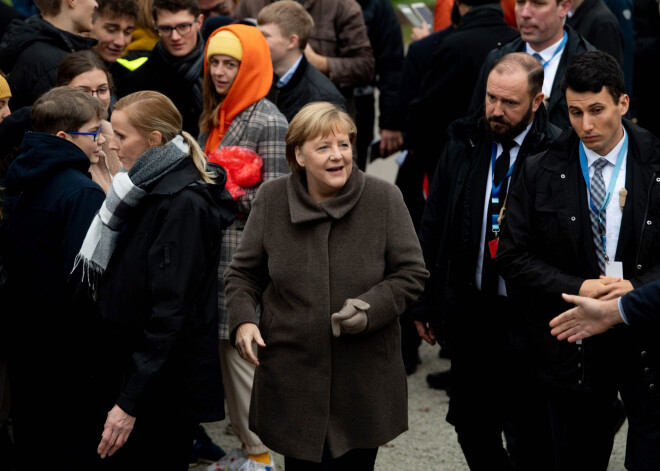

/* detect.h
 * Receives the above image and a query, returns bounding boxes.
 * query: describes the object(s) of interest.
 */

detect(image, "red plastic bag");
[208,146,263,199]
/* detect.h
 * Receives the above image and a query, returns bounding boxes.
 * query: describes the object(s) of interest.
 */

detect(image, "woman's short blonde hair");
[285,102,356,173]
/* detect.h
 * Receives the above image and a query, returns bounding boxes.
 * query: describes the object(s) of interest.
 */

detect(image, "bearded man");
[411,52,560,470]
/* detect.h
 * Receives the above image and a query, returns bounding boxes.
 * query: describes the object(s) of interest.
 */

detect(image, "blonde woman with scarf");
[75,90,234,469]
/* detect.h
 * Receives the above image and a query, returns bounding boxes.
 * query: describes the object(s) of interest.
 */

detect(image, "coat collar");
[287,166,366,223]
[148,158,201,195]
[276,55,309,93]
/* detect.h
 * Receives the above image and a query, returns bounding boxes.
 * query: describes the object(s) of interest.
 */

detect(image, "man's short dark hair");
[95,0,139,21]
[152,0,200,23]
[32,87,107,135]
[489,52,544,97]
[561,51,625,104]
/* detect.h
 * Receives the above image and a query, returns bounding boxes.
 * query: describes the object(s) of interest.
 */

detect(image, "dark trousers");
[10,352,109,470]
[354,92,375,172]
[102,411,195,471]
[546,388,617,471]
[285,447,378,471]
[447,291,553,471]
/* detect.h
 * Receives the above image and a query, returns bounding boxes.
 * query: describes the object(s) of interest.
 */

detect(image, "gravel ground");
[200,342,628,470]
[199,156,628,470]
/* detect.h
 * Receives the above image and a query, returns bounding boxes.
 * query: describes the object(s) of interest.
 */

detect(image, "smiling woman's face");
[295,130,353,203]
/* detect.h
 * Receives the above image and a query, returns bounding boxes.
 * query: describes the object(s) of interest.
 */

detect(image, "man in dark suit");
[399,0,518,231]
[498,51,660,471]
[567,0,624,66]
[413,52,559,471]
[470,0,595,129]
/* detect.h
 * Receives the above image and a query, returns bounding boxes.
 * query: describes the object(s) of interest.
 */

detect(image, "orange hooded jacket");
[203,24,274,155]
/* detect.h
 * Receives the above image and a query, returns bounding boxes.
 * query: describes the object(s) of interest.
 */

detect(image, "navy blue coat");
[3,132,105,324]
[1,132,107,464]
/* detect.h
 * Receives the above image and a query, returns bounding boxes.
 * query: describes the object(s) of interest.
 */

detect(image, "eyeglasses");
[65,125,103,142]
[156,21,196,36]
[75,85,111,99]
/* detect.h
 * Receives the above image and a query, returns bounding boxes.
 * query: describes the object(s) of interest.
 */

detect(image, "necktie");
[590,158,609,275]
[532,52,544,65]
[482,140,517,294]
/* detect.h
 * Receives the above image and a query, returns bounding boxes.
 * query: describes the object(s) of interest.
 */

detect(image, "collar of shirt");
[525,33,565,62]
[583,131,627,169]
[276,55,303,88]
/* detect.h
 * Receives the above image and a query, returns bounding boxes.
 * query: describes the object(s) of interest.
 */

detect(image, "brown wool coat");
[225,168,429,462]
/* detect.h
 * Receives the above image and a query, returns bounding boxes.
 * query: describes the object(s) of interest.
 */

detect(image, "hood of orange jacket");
[203,24,273,154]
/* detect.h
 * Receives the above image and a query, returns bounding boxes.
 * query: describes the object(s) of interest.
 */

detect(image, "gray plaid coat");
[202,98,289,339]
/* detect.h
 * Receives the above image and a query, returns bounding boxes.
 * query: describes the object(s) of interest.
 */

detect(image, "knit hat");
[0,75,11,100]
[206,29,243,62]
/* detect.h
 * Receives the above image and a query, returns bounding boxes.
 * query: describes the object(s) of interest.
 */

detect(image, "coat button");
[656,177,660,183]
[577,362,582,367]
[578,380,583,385]
[561,174,566,179]
[571,216,576,221]
[650,384,656,391]
[642,351,648,358]
[647,220,653,225]
[645,367,651,374]
[637,264,643,270]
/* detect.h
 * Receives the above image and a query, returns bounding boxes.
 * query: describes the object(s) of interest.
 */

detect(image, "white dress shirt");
[583,130,628,264]
[475,121,534,295]
[525,34,566,103]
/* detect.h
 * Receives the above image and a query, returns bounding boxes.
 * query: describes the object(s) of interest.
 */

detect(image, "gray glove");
[331,298,370,337]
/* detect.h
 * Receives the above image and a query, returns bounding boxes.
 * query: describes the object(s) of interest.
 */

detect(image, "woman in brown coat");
[225,102,428,469]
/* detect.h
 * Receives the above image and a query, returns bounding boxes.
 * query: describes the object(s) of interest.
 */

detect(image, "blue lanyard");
[578,129,628,254]
[490,142,516,232]
[532,31,568,68]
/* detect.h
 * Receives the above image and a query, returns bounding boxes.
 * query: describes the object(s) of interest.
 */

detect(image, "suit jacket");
[470,25,595,130]
[621,278,660,325]
[568,0,624,66]
[407,5,518,167]
[497,119,660,391]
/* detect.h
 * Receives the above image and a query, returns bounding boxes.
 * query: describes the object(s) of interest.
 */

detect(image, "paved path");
[201,342,628,470]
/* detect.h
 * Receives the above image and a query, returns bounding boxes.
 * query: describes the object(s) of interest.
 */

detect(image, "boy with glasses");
[1,86,108,468]
[119,0,205,135]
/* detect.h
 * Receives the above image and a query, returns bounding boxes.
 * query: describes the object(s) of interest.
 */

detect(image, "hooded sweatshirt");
[0,16,97,109]
[203,24,274,154]
[3,132,105,308]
